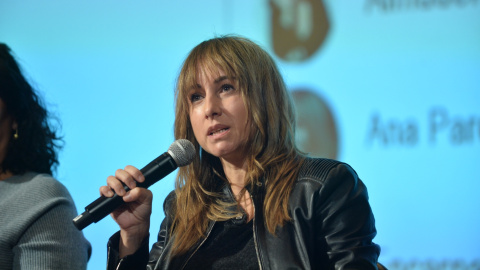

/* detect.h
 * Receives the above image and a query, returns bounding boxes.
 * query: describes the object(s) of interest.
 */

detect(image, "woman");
[104,36,382,269]
[0,43,91,269]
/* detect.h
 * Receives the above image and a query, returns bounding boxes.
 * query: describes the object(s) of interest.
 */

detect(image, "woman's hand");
[99,165,152,257]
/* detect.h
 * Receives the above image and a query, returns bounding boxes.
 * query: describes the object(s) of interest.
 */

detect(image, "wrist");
[119,226,149,257]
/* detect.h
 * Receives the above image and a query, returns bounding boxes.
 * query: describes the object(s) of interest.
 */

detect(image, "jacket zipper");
[110,244,123,270]
[251,193,263,270]
[116,259,123,270]
[180,221,216,269]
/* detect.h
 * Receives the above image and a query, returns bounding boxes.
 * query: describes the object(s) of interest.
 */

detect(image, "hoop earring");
[13,129,18,140]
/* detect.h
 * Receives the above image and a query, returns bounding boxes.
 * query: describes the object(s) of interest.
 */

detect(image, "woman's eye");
[221,84,235,92]
[190,93,202,102]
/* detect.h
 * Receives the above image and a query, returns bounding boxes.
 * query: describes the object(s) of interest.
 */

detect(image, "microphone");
[73,139,195,230]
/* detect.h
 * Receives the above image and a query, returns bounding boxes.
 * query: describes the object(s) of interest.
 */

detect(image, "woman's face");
[188,67,250,165]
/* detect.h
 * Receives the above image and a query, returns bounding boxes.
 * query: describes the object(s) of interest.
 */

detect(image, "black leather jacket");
[107,158,381,269]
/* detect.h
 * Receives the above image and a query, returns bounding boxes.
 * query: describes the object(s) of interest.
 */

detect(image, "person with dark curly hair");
[0,43,91,269]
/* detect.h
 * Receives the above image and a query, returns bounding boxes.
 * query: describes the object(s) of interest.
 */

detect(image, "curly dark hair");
[0,43,63,176]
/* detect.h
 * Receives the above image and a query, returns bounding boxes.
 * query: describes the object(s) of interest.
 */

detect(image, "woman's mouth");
[209,128,229,136]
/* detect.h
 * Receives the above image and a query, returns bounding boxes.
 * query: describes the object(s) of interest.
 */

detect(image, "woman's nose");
[204,94,221,119]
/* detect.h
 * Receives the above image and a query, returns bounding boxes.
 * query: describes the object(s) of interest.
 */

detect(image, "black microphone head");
[168,139,195,167]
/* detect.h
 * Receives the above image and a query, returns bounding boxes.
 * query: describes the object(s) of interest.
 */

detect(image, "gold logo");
[270,0,330,62]
[292,89,338,159]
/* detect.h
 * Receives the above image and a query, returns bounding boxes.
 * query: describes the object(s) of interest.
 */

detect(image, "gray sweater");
[0,172,91,269]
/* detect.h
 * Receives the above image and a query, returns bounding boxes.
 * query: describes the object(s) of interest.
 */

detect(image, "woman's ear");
[12,120,17,130]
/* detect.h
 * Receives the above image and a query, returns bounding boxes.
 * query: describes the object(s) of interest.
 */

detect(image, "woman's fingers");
[123,187,152,203]
[114,168,137,190]
[106,175,128,196]
[99,185,114,197]
[124,165,145,183]
[100,165,145,198]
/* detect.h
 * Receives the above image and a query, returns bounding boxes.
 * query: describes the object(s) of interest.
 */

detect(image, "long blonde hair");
[172,35,304,255]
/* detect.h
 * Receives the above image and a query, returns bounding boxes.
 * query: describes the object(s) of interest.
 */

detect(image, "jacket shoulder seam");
[296,157,345,184]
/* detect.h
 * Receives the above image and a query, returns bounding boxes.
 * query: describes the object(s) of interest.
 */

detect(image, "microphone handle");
[138,152,177,189]
[73,153,177,230]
